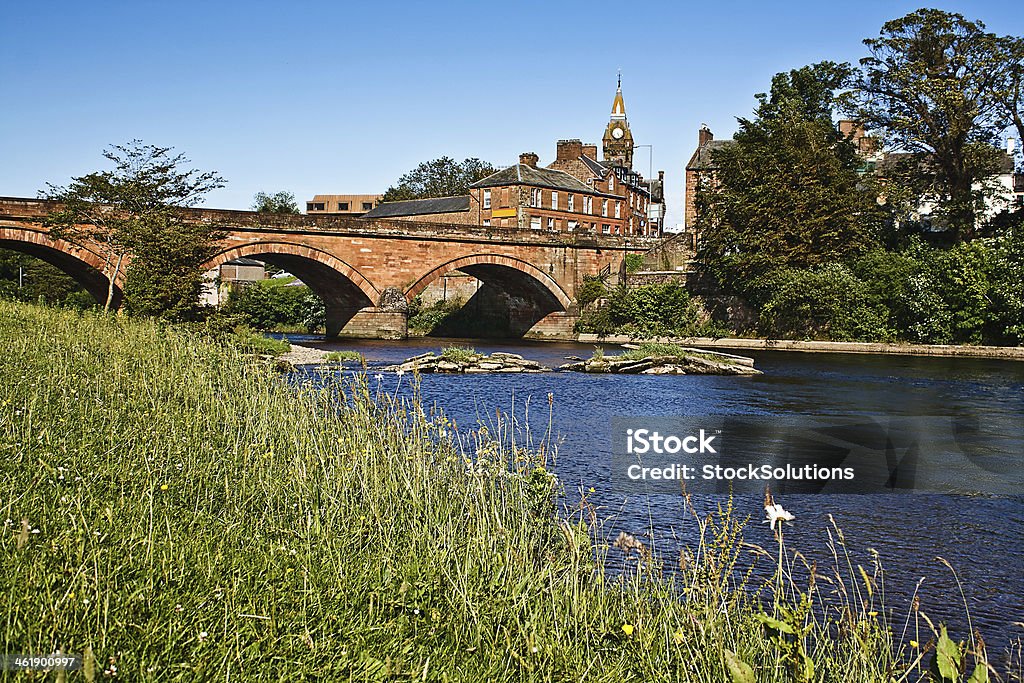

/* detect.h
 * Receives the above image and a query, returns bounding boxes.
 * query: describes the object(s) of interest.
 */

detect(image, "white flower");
[396,370,405,377]
[374,373,384,382]
[764,503,795,531]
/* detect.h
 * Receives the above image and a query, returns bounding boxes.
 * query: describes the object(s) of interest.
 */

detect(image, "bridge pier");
[328,307,408,340]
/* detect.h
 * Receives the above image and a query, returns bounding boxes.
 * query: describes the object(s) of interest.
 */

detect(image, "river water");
[286,335,1024,649]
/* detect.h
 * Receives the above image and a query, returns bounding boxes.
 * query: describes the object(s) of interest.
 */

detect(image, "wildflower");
[531,646,538,653]
[621,624,634,636]
[588,487,596,493]
[763,503,795,531]
[868,611,878,617]
[198,631,208,642]
[160,484,168,491]
[673,628,685,645]
[910,640,919,648]
[175,604,183,613]
[374,374,384,382]
[396,369,405,377]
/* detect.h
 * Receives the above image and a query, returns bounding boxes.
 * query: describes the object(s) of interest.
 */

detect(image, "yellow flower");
[160,484,168,491]
[868,611,878,617]
[910,640,919,649]
[588,487,596,493]
[621,624,634,636]
[673,628,685,645]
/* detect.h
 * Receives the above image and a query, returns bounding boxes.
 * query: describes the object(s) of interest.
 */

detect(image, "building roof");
[470,164,596,193]
[362,195,470,218]
[223,257,265,267]
[686,139,735,170]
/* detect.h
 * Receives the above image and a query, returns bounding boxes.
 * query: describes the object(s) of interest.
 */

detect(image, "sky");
[2,0,1022,229]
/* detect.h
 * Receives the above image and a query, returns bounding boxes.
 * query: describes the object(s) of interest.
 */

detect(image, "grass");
[439,346,478,364]
[0,300,1011,681]
[619,343,730,364]
[323,350,364,364]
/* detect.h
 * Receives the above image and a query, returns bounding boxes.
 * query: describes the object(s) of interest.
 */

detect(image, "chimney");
[582,143,598,159]
[698,124,713,147]
[556,139,583,162]
[519,152,539,168]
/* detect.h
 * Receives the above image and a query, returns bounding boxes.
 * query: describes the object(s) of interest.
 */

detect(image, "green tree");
[381,157,496,202]
[854,9,1021,237]
[43,141,225,319]
[252,191,300,214]
[697,62,882,288]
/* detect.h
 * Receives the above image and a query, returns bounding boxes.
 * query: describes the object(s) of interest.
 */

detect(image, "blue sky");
[2,0,1022,228]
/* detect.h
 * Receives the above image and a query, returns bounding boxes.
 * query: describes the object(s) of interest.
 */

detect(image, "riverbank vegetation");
[2,300,1013,680]
[690,11,1024,346]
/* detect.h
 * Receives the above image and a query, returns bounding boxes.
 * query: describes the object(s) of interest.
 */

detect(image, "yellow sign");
[490,208,516,218]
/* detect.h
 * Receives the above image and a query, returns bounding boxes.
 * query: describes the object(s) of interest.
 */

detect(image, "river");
[284,334,1024,650]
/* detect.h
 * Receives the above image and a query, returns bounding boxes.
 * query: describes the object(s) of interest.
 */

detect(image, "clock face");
[612,127,624,139]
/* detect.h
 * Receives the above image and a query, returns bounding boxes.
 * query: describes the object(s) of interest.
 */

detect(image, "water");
[285,335,1024,648]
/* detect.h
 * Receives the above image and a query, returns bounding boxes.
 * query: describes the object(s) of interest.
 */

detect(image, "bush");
[754,263,893,341]
[576,282,723,338]
[223,281,324,333]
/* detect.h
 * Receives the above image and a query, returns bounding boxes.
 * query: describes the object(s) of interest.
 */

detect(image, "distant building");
[201,257,266,306]
[305,194,381,216]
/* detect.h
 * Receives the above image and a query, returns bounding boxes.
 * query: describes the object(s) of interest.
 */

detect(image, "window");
[547,217,554,230]
[483,219,491,227]
[306,202,325,212]
[602,224,611,234]
[608,177,614,191]
[567,194,575,212]
[615,202,621,218]
[362,202,373,211]
[338,202,350,211]
[602,199,608,217]
[483,189,491,209]
[531,188,542,207]
[584,196,592,214]
[530,216,541,230]
[552,191,558,210]
[567,220,577,232]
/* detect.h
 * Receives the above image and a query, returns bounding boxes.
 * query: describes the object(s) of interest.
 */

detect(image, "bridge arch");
[0,224,123,307]
[204,242,380,337]
[405,254,572,337]
[406,254,572,310]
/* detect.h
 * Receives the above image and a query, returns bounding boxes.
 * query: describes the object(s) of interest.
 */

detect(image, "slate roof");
[362,195,470,218]
[470,164,595,194]
[686,140,735,170]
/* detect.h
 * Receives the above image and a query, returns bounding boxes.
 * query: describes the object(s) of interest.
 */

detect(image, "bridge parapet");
[0,196,658,250]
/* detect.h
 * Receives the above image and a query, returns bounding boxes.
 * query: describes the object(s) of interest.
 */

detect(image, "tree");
[252,190,300,214]
[853,9,1021,238]
[697,62,883,289]
[43,141,226,318]
[380,157,496,202]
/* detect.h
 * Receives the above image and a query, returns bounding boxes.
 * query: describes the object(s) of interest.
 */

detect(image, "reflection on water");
[286,334,1024,646]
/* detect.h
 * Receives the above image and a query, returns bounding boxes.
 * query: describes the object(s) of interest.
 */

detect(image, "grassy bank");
[0,301,1003,681]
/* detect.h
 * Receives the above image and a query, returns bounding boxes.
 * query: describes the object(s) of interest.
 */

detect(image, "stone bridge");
[0,197,656,338]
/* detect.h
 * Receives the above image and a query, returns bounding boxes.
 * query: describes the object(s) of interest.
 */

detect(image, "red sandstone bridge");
[0,197,656,338]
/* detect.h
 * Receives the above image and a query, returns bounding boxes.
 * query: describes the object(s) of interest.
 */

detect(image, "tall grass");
[0,301,1007,681]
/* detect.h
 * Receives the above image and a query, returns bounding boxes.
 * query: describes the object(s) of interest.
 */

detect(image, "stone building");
[470,152,628,234]
[355,79,665,236]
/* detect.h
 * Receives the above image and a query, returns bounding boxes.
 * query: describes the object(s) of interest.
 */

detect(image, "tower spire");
[611,73,626,121]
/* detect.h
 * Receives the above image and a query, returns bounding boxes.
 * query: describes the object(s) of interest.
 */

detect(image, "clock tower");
[602,75,634,169]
